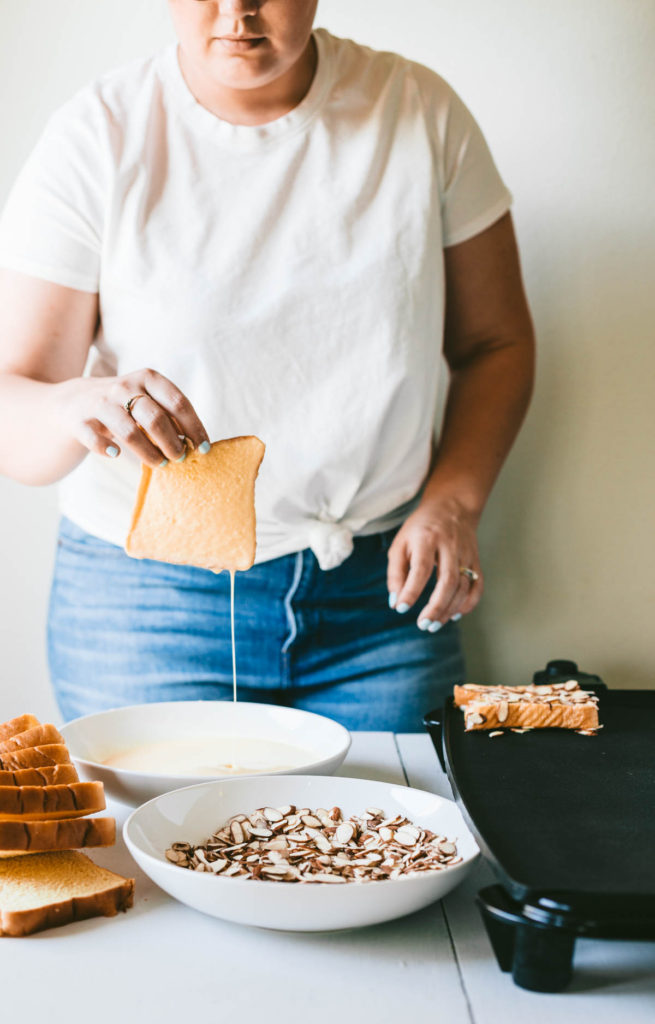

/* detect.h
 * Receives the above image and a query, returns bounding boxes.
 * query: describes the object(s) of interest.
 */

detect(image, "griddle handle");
[422,710,446,773]
[544,659,579,678]
[532,659,607,690]
[477,886,576,993]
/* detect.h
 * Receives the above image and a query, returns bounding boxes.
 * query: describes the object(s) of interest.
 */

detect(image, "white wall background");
[0,1,653,724]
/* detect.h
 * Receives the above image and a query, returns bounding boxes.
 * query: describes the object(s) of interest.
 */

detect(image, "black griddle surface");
[433,688,655,901]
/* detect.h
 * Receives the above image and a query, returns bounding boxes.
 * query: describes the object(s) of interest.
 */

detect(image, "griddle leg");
[479,904,515,972]
[512,923,575,993]
[477,886,576,992]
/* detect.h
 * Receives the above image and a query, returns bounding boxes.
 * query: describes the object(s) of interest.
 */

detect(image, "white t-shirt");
[0,29,512,570]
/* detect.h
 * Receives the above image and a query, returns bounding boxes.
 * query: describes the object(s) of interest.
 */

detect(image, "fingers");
[141,370,210,451]
[386,518,483,629]
[387,540,410,610]
[458,569,484,616]
[388,531,437,615]
[97,405,170,467]
[418,554,484,627]
[128,395,188,462]
[75,419,123,459]
[72,368,212,467]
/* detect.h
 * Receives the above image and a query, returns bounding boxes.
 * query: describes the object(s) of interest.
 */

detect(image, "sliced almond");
[170,805,460,884]
[230,821,245,844]
[335,823,355,844]
[395,830,417,847]
[300,814,322,828]
[263,807,284,822]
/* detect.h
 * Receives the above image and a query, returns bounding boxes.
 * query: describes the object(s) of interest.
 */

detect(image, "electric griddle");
[424,660,655,992]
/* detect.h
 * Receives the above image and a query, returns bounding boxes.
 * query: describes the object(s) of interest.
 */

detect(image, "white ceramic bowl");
[123,775,479,931]
[60,702,351,806]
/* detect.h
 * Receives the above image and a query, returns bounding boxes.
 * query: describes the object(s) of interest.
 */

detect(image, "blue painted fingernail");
[175,450,187,463]
[159,458,169,468]
[198,441,211,454]
[451,613,462,622]
[388,592,397,609]
[396,602,410,614]
[105,446,119,458]
[428,620,444,633]
[418,618,432,631]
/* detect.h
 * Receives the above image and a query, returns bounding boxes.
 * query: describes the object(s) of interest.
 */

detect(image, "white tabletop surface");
[3,733,654,1023]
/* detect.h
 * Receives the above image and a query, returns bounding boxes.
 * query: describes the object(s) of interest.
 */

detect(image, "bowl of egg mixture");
[60,702,351,806]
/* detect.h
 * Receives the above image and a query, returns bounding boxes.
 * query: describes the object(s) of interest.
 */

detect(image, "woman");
[0,0,534,729]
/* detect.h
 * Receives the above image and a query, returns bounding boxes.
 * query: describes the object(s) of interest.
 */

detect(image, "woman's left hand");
[386,497,483,630]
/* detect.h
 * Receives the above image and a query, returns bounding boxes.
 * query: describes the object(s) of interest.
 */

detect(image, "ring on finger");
[124,394,148,416]
[459,566,480,583]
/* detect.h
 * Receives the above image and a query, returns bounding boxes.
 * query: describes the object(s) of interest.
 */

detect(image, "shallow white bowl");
[123,775,479,931]
[60,702,351,806]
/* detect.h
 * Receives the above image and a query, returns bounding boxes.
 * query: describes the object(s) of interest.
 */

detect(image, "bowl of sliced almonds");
[123,775,479,930]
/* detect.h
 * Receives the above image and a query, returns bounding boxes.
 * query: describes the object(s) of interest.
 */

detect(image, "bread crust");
[0,782,105,820]
[0,725,64,755]
[0,765,79,787]
[0,715,40,743]
[0,816,115,853]
[0,745,71,771]
[0,882,134,937]
[0,852,134,937]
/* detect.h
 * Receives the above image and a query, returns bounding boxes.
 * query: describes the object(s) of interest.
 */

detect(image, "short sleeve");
[439,88,513,249]
[0,94,109,292]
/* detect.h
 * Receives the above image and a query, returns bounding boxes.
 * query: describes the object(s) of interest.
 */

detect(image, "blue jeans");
[47,517,465,731]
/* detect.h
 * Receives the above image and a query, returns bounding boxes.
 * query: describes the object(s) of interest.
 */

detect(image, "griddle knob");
[545,659,578,678]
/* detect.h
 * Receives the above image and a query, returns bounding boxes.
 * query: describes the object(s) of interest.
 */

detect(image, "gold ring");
[124,394,147,415]
[459,567,479,582]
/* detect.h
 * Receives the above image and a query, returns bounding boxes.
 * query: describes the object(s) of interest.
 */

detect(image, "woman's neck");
[177,35,318,127]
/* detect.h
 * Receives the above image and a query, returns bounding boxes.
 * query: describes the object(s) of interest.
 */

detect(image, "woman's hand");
[58,368,210,467]
[386,497,483,630]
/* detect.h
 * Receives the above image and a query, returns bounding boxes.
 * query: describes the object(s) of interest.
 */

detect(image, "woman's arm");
[387,212,535,627]
[0,269,210,485]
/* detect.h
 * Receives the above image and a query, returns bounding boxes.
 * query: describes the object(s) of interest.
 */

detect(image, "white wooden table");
[4,734,654,1022]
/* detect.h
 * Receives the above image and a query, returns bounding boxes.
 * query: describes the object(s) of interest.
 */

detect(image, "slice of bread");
[454,682,600,732]
[0,782,105,821]
[0,850,134,936]
[0,764,79,787]
[0,815,115,853]
[0,714,41,742]
[0,745,71,771]
[462,700,599,732]
[126,435,265,572]
[0,724,64,755]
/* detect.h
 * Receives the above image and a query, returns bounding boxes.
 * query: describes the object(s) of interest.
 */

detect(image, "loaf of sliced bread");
[0,815,115,854]
[0,744,71,771]
[0,715,41,743]
[0,782,105,821]
[0,724,64,755]
[0,764,79,787]
[0,850,134,936]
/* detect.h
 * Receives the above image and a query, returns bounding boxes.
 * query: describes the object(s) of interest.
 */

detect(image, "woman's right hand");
[59,368,211,467]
